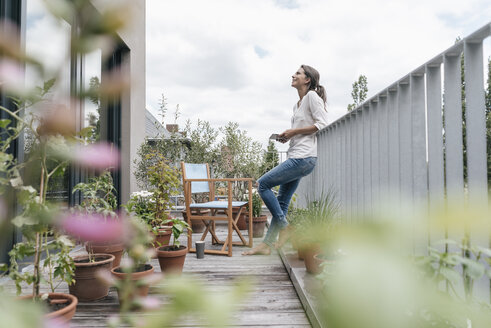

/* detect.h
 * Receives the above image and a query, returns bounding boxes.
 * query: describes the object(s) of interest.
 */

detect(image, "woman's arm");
[278,125,318,143]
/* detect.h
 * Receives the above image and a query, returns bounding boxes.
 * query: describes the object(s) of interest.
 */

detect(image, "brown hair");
[301,64,327,110]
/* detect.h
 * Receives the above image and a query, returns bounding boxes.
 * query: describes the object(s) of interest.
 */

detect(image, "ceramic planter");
[302,243,322,274]
[152,226,172,248]
[20,293,78,323]
[111,264,155,305]
[69,254,115,301]
[86,242,124,268]
[245,215,268,237]
[156,245,188,274]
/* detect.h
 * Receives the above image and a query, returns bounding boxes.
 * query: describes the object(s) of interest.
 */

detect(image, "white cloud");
[146,0,491,151]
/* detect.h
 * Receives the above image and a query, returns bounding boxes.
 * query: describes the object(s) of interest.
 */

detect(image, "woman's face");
[291,67,310,89]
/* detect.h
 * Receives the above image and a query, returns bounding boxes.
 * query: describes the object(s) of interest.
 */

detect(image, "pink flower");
[0,59,24,92]
[73,142,120,170]
[138,296,161,311]
[43,318,69,328]
[59,212,124,243]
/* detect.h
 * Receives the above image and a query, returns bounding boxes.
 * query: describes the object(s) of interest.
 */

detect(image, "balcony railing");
[296,22,490,218]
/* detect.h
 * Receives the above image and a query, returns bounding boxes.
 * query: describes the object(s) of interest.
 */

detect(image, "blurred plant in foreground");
[315,203,491,328]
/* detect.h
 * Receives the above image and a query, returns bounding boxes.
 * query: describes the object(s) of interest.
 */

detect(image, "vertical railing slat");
[411,74,428,255]
[398,83,413,202]
[426,64,445,249]
[357,111,364,216]
[388,89,401,205]
[363,105,372,215]
[370,100,380,212]
[378,95,389,202]
[351,114,358,219]
[464,40,490,302]
[443,54,465,206]
[464,41,489,206]
[426,65,445,206]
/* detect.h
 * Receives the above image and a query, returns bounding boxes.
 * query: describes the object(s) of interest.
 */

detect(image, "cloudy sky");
[146,0,491,151]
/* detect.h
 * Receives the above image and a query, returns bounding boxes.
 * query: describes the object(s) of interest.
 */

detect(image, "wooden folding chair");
[181,162,253,256]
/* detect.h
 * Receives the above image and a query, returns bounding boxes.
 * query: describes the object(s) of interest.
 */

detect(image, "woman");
[243,65,328,255]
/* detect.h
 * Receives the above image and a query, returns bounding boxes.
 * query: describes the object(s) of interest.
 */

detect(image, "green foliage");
[259,140,279,177]
[163,217,191,248]
[146,151,181,221]
[252,192,262,218]
[415,238,491,301]
[288,189,340,246]
[123,190,158,227]
[183,118,220,165]
[72,170,117,217]
[347,74,368,111]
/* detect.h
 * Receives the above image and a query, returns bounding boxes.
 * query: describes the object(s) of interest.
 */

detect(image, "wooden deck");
[1,224,311,327]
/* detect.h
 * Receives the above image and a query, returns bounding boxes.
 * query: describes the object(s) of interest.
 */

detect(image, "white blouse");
[287,90,329,159]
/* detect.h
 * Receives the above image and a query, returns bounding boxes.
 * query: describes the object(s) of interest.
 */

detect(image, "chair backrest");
[181,162,210,193]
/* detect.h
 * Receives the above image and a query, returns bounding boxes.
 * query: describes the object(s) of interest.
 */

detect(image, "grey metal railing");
[297,22,490,215]
[295,22,491,300]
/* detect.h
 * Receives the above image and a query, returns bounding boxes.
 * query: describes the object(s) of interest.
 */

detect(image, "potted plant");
[109,216,157,310]
[245,192,268,237]
[156,217,191,274]
[73,170,124,268]
[291,191,340,274]
[1,92,78,322]
[124,190,173,249]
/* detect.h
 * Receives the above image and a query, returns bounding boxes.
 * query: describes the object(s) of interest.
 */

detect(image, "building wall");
[94,0,146,204]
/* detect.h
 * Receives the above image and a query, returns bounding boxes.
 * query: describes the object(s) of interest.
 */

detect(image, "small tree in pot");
[156,217,191,274]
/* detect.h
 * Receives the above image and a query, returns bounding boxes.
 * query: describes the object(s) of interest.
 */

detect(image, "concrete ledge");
[278,245,325,328]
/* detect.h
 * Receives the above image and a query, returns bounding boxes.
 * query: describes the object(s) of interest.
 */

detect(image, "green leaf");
[11,215,37,228]
[475,246,491,258]
[9,177,23,187]
[0,119,11,129]
[439,267,461,286]
[459,257,485,280]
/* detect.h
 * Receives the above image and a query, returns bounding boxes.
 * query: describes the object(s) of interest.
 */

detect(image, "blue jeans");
[257,157,317,247]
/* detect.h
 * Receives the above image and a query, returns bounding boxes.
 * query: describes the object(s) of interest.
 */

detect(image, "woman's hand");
[279,129,296,143]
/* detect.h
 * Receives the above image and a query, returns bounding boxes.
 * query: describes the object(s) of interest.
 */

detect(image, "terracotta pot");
[86,242,124,268]
[111,264,155,306]
[152,227,172,248]
[291,237,299,251]
[69,254,115,301]
[245,215,268,237]
[312,253,332,274]
[182,209,210,233]
[20,293,78,323]
[302,244,322,274]
[235,211,248,230]
[156,245,188,274]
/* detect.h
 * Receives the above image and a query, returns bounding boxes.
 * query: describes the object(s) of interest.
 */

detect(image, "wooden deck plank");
[1,226,311,327]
